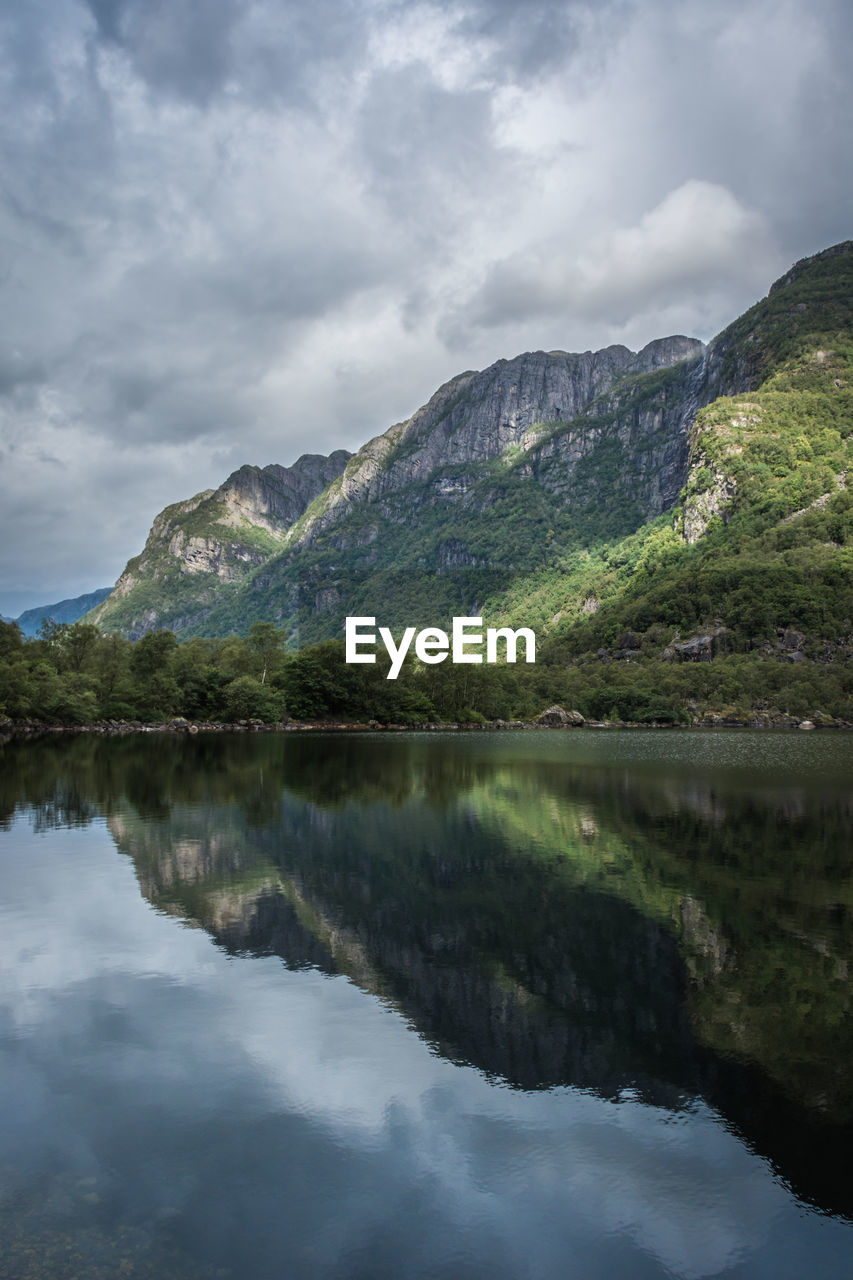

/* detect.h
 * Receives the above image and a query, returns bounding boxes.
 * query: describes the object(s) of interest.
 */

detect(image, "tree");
[94,632,132,701]
[63,623,99,673]
[248,622,287,684]
[0,620,23,661]
[130,630,178,680]
[222,675,284,722]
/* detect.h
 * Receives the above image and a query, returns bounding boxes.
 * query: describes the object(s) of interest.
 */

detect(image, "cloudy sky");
[1,0,850,615]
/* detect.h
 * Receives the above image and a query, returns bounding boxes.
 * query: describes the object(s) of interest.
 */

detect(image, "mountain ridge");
[89,242,852,652]
[91,335,711,639]
[13,588,113,637]
[93,449,352,636]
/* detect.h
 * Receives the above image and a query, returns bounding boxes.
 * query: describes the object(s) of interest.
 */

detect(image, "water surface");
[1,730,852,1278]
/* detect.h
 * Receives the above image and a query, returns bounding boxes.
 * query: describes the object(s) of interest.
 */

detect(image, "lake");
[1,729,852,1279]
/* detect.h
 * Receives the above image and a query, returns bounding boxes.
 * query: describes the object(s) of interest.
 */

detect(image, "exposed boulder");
[662,627,729,663]
[536,705,585,727]
[682,468,737,544]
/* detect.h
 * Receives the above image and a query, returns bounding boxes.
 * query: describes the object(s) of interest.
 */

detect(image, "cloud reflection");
[3,813,849,1277]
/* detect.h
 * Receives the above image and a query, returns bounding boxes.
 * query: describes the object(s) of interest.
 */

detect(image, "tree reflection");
[4,729,853,1217]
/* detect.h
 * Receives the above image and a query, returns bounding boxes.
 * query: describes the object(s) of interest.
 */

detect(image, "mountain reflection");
[2,729,852,1219]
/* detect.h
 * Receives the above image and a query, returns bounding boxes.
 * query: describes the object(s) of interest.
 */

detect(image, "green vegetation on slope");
[1,607,851,727]
[150,244,853,659]
[182,355,699,644]
[91,490,287,638]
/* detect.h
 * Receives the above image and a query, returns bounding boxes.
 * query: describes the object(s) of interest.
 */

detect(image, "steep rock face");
[531,347,708,517]
[231,340,712,637]
[288,338,705,548]
[679,401,764,544]
[231,244,850,641]
[682,470,738,544]
[93,337,709,639]
[219,451,353,535]
[92,449,351,637]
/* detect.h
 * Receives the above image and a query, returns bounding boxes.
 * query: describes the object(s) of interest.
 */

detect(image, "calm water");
[1,729,852,1279]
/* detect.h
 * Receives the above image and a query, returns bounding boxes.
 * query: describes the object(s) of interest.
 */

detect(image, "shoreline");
[1,715,849,737]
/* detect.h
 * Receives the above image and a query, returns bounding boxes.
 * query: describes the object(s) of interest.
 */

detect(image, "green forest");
[1,610,850,728]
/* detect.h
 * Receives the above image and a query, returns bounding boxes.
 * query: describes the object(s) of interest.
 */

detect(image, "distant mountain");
[90,242,852,657]
[15,588,113,637]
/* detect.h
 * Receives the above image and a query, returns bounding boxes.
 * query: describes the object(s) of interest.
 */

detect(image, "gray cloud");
[0,349,46,398]
[85,0,249,104]
[0,816,809,1280]
[357,64,503,241]
[83,0,371,110]
[0,0,851,612]
[458,181,777,334]
[454,0,619,82]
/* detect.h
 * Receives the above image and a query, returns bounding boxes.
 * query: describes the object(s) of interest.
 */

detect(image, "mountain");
[90,451,351,638]
[90,243,853,654]
[14,587,113,637]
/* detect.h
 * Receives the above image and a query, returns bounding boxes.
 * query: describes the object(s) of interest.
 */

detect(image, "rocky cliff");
[91,450,351,638]
[289,335,701,540]
[94,334,714,638]
[219,451,354,534]
[90,242,852,642]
